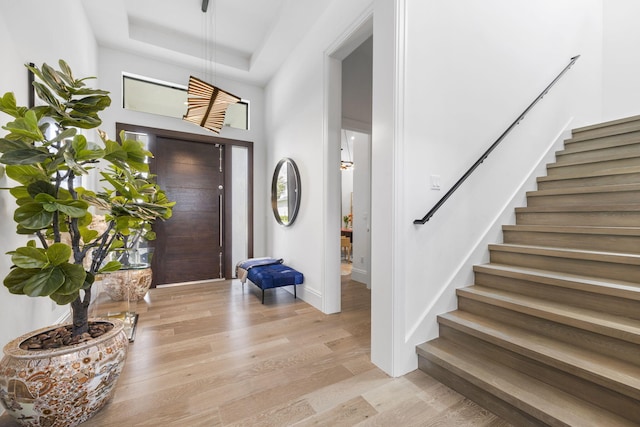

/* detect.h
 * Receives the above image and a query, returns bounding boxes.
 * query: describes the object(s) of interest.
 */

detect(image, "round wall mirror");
[271,158,301,226]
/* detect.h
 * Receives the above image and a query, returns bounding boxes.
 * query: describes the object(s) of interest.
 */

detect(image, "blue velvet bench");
[236,258,304,303]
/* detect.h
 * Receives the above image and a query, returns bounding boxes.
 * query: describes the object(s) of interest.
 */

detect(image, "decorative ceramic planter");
[102,267,153,302]
[0,319,128,427]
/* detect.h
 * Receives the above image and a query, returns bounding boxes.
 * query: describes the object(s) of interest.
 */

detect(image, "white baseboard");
[350,267,369,286]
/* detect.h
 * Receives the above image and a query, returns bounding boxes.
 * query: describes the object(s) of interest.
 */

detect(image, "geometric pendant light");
[182,75,240,134]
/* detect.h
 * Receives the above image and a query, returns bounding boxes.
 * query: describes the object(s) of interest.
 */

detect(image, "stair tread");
[502,224,640,236]
[458,285,640,343]
[548,152,640,169]
[559,139,640,155]
[515,203,640,213]
[569,116,640,141]
[474,263,640,300]
[573,115,640,132]
[538,165,640,182]
[551,150,640,167]
[527,182,640,197]
[438,310,640,398]
[417,338,638,427]
[489,243,640,265]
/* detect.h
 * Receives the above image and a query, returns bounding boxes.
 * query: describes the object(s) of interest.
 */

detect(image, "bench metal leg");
[294,284,296,299]
[262,288,265,304]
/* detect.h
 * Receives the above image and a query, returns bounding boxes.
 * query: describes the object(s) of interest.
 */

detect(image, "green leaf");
[3,110,44,141]
[40,63,69,100]
[56,199,89,218]
[46,243,72,266]
[14,202,54,229]
[54,263,86,294]
[0,148,51,165]
[50,291,79,305]
[10,246,48,269]
[22,267,65,296]
[33,193,57,213]
[68,95,111,114]
[4,267,39,294]
[16,224,39,235]
[49,127,76,144]
[72,135,104,162]
[32,82,64,113]
[57,59,75,85]
[80,227,99,244]
[110,240,124,250]
[0,92,27,118]
[99,261,122,273]
[28,180,56,198]
[60,113,102,130]
[6,165,49,185]
[9,186,30,200]
[0,137,31,154]
[63,147,88,176]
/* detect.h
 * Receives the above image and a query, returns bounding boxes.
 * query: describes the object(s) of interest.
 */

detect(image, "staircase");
[416,115,640,426]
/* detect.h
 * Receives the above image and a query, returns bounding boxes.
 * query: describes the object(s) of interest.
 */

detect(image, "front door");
[150,136,225,285]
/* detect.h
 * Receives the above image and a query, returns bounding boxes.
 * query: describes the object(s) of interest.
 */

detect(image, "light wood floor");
[1,275,511,426]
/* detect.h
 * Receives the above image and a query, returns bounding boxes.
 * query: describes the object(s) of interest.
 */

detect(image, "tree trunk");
[70,291,90,336]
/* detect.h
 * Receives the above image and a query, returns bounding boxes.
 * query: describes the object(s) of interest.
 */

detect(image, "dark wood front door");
[150,137,224,285]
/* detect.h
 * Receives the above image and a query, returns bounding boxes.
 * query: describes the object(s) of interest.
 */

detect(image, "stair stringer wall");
[404,123,572,358]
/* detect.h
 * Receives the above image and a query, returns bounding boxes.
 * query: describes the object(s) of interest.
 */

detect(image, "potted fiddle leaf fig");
[0,60,174,427]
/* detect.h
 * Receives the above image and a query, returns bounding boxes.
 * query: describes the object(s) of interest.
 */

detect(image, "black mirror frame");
[271,157,301,226]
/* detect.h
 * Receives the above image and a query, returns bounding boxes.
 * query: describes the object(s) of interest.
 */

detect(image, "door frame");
[116,123,254,279]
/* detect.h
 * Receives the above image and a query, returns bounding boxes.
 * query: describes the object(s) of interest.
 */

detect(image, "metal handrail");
[413,55,580,225]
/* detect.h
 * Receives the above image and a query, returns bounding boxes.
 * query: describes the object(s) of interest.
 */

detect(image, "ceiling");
[81,0,332,87]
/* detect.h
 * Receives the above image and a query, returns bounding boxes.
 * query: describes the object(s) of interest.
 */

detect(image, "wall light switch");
[431,175,441,190]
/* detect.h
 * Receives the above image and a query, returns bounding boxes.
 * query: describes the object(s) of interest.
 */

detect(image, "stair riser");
[566,129,640,152]
[489,250,640,283]
[571,120,640,142]
[417,355,545,427]
[515,211,640,227]
[556,143,640,165]
[547,157,640,177]
[457,297,640,366]
[537,173,640,190]
[527,191,640,208]
[502,229,640,254]
[439,325,640,420]
[473,271,640,320]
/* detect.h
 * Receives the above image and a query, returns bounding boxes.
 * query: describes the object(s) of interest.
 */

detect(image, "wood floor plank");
[293,396,378,426]
[0,275,510,426]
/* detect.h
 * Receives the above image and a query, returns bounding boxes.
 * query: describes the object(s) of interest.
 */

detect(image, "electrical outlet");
[431,175,441,190]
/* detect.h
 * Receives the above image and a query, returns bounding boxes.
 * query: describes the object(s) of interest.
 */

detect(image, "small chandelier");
[341,130,354,170]
[183,76,240,134]
[340,160,353,170]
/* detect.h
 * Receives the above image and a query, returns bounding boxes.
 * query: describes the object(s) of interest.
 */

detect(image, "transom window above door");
[122,73,249,130]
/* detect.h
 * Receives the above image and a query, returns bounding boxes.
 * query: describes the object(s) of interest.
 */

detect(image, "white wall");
[373,0,603,376]
[603,0,640,121]
[0,0,99,348]
[342,36,373,133]
[265,0,373,311]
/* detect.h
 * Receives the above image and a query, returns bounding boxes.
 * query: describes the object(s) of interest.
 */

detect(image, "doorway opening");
[326,14,373,313]
[340,129,371,286]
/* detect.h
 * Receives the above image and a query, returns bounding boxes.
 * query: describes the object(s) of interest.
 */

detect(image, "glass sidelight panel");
[231,145,249,274]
